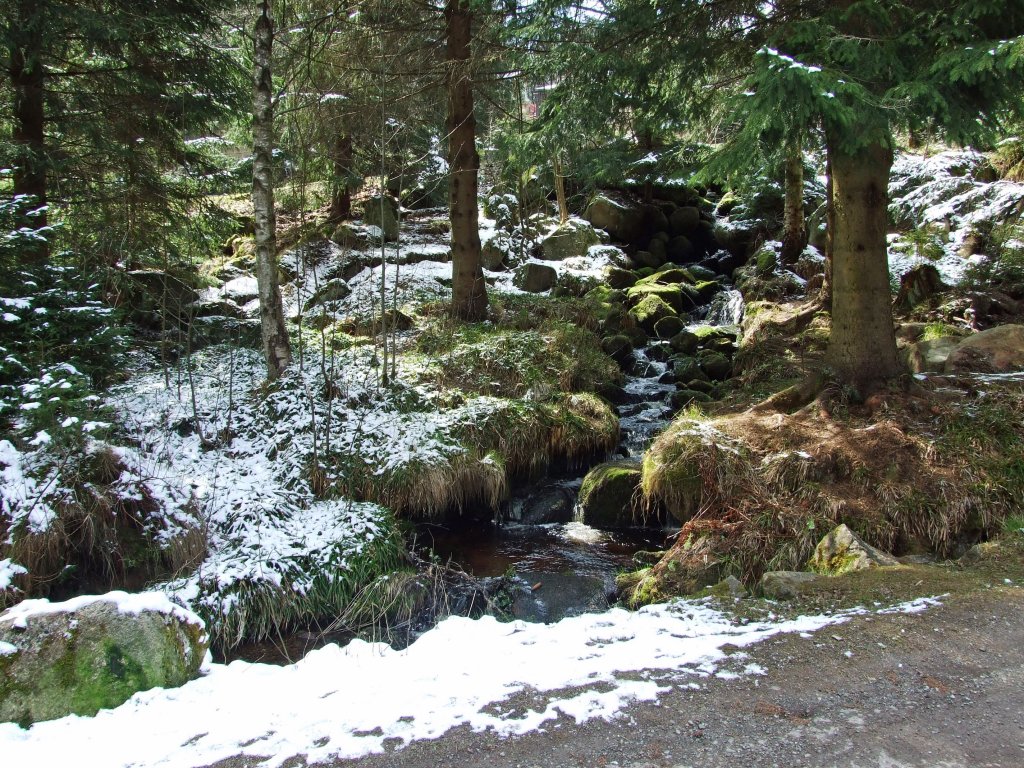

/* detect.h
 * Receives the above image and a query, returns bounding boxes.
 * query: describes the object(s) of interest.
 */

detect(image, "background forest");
[3,0,1024,714]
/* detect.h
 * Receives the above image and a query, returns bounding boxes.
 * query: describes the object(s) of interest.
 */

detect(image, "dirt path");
[306,585,1023,768]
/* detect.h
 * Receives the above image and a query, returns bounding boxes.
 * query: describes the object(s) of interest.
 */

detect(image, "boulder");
[480,234,510,271]
[906,336,961,373]
[629,294,677,334]
[0,591,207,725]
[514,262,557,293]
[760,571,821,600]
[191,316,262,349]
[601,335,634,367]
[670,355,704,383]
[508,484,576,525]
[127,270,201,323]
[697,350,732,381]
[647,237,668,264]
[331,222,372,250]
[640,267,694,286]
[363,195,400,242]
[669,331,700,355]
[221,275,259,303]
[633,250,663,270]
[606,267,638,289]
[583,193,645,243]
[303,278,352,311]
[539,219,601,261]
[808,524,899,576]
[653,315,685,340]
[626,282,698,314]
[894,264,947,311]
[578,461,644,528]
[669,206,701,236]
[670,389,712,410]
[944,324,1024,374]
[667,235,696,263]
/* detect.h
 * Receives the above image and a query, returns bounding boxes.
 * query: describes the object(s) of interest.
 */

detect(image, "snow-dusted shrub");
[0,266,198,606]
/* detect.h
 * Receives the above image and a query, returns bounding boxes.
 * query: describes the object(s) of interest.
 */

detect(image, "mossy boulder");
[1,592,208,725]
[697,350,733,381]
[363,194,400,241]
[583,193,645,243]
[606,267,638,289]
[539,218,602,261]
[626,282,698,314]
[629,294,677,334]
[633,250,663,270]
[669,330,700,355]
[601,335,634,367]
[578,461,644,528]
[669,205,700,235]
[637,267,695,287]
[808,524,899,576]
[760,571,821,600]
[670,389,712,410]
[653,315,685,340]
[670,355,704,383]
[667,235,695,263]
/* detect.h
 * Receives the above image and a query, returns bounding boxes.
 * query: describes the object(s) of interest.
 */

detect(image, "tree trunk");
[779,134,806,266]
[820,151,834,309]
[445,0,487,321]
[252,0,291,380]
[553,155,568,225]
[825,140,901,389]
[10,0,48,263]
[329,133,353,221]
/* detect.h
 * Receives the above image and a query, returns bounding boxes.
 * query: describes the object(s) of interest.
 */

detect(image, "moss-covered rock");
[669,331,700,355]
[0,592,208,725]
[653,315,685,340]
[629,294,677,334]
[584,193,645,243]
[626,282,699,314]
[697,350,733,381]
[670,355,705,383]
[670,388,712,410]
[363,194,400,241]
[636,267,695,287]
[606,267,638,289]
[808,524,899,576]
[578,461,644,528]
[539,218,602,261]
[601,335,634,366]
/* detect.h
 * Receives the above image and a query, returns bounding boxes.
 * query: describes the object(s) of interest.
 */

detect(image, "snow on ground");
[0,596,941,768]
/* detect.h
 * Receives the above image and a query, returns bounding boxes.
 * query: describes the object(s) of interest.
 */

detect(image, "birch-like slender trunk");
[252,0,291,380]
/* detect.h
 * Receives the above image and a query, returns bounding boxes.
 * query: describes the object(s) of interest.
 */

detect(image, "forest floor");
[197,540,1024,768]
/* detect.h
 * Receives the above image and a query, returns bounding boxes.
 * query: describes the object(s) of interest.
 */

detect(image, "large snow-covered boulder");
[944,324,1024,374]
[1,591,208,725]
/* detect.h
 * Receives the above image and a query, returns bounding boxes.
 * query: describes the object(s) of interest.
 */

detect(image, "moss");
[635,267,695,287]
[629,294,677,331]
[626,282,698,313]
[578,461,643,527]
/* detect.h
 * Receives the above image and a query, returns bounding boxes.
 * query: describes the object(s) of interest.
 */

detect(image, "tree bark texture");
[553,155,568,225]
[252,0,292,380]
[820,152,834,309]
[825,140,901,388]
[779,134,806,266]
[445,0,487,321]
[9,0,48,263]
[329,133,353,221]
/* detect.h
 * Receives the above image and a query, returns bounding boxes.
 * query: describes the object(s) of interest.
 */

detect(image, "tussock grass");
[628,378,1024,606]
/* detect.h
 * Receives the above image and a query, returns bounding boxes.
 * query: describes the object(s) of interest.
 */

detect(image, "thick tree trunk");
[252,0,291,380]
[445,0,487,321]
[826,140,901,389]
[10,0,48,263]
[329,133,353,222]
[779,134,806,266]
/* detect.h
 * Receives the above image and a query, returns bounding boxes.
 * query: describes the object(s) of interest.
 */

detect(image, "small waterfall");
[705,289,745,327]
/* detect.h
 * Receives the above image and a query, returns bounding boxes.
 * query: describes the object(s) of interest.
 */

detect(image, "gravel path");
[298,585,1024,768]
